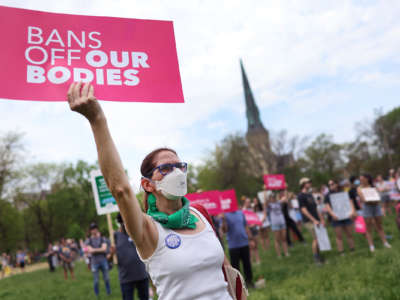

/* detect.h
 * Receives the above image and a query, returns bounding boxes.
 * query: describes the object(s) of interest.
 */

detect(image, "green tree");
[0,131,24,198]
[196,133,262,200]
[373,107,400,168]
[302,134,344,186]
[0,198,23,252]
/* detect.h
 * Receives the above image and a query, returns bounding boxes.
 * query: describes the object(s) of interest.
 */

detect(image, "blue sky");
[1,0,400,186]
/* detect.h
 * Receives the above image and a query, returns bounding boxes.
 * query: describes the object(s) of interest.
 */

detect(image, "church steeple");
[240,59,264,131]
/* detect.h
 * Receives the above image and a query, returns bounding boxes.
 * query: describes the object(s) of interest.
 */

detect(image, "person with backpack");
[357,174,391,252]
[67,82,235,299]
[86,223,111,297]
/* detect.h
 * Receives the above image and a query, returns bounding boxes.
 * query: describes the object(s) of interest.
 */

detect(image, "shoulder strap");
[191,204,216,233]
[191,204,245,300]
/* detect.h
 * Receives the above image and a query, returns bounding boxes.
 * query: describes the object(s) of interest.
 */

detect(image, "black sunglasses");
[149,162,188,177]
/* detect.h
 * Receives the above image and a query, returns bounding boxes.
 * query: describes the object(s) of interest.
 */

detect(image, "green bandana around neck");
[147,193,198,229]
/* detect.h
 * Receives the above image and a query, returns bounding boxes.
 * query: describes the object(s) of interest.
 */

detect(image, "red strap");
[191,204,217,233]
[191,204,242,300]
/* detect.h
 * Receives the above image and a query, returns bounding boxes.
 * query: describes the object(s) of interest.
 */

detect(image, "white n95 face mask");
[155,168,187,200]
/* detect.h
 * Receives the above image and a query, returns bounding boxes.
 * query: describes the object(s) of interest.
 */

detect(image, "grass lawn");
[1,214,399,300]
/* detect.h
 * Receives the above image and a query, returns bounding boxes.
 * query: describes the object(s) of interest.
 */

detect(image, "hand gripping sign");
[0,6,183,103]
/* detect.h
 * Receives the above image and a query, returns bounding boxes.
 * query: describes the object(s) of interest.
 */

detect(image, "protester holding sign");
[280,191,304,247]
[348,176,362,216]
[357,174,391,252]
[375,175,393,216]
[266,193,289,258]
[324,180,355,255]
[252,197,271,251]
[243,198,261,265]
[298,178,325,265]
[67,82,233,299]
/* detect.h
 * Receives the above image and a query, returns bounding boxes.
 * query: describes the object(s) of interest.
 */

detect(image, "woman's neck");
[155,194,183,215]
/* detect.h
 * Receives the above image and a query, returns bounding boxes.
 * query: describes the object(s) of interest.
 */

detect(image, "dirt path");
[1,262,48,279]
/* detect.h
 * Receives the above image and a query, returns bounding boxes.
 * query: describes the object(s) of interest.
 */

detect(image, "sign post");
[90,170,119,251]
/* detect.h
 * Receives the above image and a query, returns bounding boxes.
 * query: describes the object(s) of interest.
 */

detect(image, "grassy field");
[1,215,399,300]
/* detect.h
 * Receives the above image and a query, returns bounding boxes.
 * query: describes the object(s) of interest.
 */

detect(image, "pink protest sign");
[242,210,262,226]
[263,174,287,190]
[219,189,239,213]
[186,191,222,216]
[0,6,183,103]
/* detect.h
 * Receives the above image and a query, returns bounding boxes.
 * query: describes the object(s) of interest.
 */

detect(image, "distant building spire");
[240,59,264,131]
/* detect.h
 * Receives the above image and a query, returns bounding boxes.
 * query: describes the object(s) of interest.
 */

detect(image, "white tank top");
[140,207,232,300]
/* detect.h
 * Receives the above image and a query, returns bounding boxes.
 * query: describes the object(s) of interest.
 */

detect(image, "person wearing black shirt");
[112,213,149,300]
[348,176,361,213]
[324,180,355,255]
[298,178,325,265]
[280,191,304,246]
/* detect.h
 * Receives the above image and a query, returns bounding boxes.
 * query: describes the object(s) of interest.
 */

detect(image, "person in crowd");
[113,213,150,300]
[389,169,396,182]
[289,193,303,229]
[45,243,55,272]
[211,214,224,249]
[266,193,289,258]
[81,236,92,271]
[16,249,26,272]
[1,253,9,278]
[357,174,391,252]
[242,197,261,264]
[396,201,400,234]
[52,241,60,269]
[298,178,325,265]
[314,191,327,220]
[324,180,355,255]
[376,174,392,216]
[253,197,270,250]
[280,191,304,247]
[86,223,111,296]
[59,238,75,280]
[222,208,254,288]
[67,82,233,299]
[348,176,362,216]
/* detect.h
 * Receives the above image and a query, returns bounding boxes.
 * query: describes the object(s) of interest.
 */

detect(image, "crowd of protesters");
[2,168,399,300]
[233,168,400,271]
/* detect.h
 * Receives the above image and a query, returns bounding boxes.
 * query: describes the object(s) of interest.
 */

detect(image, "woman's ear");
[141,178,155,193]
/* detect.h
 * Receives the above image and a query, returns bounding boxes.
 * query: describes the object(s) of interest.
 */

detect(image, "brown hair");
[140,147,177,212]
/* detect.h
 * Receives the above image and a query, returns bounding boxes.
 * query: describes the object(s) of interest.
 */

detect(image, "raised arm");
[67,82,155,252]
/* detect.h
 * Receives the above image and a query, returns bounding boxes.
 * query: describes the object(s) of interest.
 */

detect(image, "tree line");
[1,106,399,253]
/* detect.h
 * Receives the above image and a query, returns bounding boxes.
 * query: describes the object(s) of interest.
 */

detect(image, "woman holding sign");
[266,193,289,258]
[357,174,391,252]
[67,82,234,300]
[324,180,355,255]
